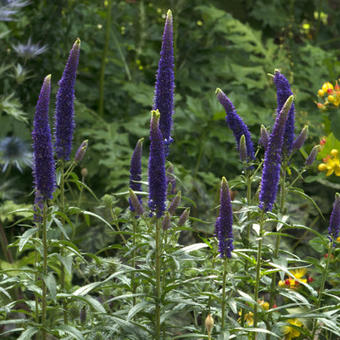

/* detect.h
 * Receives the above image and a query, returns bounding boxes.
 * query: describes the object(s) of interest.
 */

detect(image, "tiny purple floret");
[328,193,340,241]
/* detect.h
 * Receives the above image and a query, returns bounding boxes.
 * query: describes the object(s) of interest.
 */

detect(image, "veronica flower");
[32,75,55,200]
[178,208,190,226]
[305,145,320,166]
[259,125,269,150]
[129,138,143,212]
[153,10,174,155]
[273,70,295,156]
[74,140,88,164]
[292,125,308,151]
[259,95,293,212]
[328,193,340,241]
[148,110,167,218]
[216,88,254,161]
[215,177,233,258]
[54,38,80,161]
[168,191,181,216]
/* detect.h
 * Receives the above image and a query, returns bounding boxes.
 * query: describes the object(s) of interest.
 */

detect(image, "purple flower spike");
[129,188,144,216]
[55,38,80,160]
[328,193,340,241]
[153,10,174,156]
[215,177,234,258]
[148,110,167,218]
[216,88,255,161]
[273,70,295,156]
[259,124,269,150]
[305,145,320,166]
[178,208,190,226]
[129,138,143,212]
[292,125,308,151]
[259,95,293,212]
[32,75,56,200]
[168,191,181,216]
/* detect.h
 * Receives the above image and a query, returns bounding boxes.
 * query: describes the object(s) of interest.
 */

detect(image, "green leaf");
[309,237,325,253]
[18,227,37,252]
[55,325,83,340]
[17,327,38,340]
[127,301,149,321]
[82,211,113,230]
[44,273,56,302]
[82,295,106,313]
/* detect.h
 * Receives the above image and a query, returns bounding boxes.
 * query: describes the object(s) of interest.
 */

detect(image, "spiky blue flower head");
[216,88,255,161]
[55,38,80,160]
[215,177,233,258]
[32,75,56,200]
[273,70,295,156]
[148,110,167,218]
[129,138,143,212]
[153,10,174,156]
[328,193,340,241]
[259,95,293,212]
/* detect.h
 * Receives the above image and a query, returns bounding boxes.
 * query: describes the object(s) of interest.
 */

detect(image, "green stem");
[35,230,39,324]
[155,218,162,340]
[132,217,137,306]
[41,202,48,340]
[98,0,112,116]
[246,170,252,246]
[311,242,333,338]
[221,258,228,331]
[253,211,265,332]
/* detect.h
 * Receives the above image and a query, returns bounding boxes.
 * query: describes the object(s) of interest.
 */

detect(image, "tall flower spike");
[292,125,308,151]
[168,191,181,216]
[259,95,294,212]
[148,110,167,218]
[129,138,143,212]
[239,135,247,162]
[55,38,80,160]
[305,145,320,166]
[153,9,174,156]
[259,124,269,150]
[215,177,234,258]
[328,193,340,241]
[216,88,255,160]
[273,70,295,155]
[32,75,56,200]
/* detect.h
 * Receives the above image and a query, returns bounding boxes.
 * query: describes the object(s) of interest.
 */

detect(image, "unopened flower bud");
[129,188,144,216]
[305,145,321,166]
[178,207,190,226]
[205,314,214,336]
[239,134,247,161]
[168,191,181,216]
[81,167,88,178]
[75,140,88,163]
[259,124,269,149]
[162,212,171,230]
[292,126,308,151]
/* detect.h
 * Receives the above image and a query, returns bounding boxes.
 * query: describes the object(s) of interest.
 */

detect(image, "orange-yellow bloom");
[318,149,340,176]
[283,319,303,340]
[238,311,254,326]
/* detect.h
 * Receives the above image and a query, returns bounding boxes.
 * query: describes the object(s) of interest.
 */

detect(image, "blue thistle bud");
[32,75,56,200]
[129,188,144,216]
[168,191,181,216]
[259,95,293,212]
[178,208,190,226]
[148,110,167,218]
[292,125,308,151]
[305,145,320,166]
[259,124,269,150]
[216,88,255,161]
[273,70,295,155]
[129,138,143,212]
[153,9,174,156]
[74,139,88,163]
[215,177,233,258]
[328,193,340,241]
[55,38,80,160]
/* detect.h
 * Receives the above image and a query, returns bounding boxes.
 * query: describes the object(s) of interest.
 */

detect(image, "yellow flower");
[322,81,334,93]
[318,89,324,97]
[278,280,286,287]
[318,149,340,176]
[238,311,254,326]
[283,319,303,340]
[337,236,340,242]
[258,299,269,310]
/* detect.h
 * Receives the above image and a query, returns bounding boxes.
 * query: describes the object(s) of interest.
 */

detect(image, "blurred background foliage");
[1,0,340,252]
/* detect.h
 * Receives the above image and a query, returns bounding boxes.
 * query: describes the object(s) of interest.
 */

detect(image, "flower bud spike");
[178,207,190,226]
[74,140,88,163]
[259,124,269,149]
[129,188,144,216]
[292,125,308,151]
[328,193,340,241]
[168,190,181,216]
[305,145,321,166]
[239,134,247,161]
[162,211,171,230]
